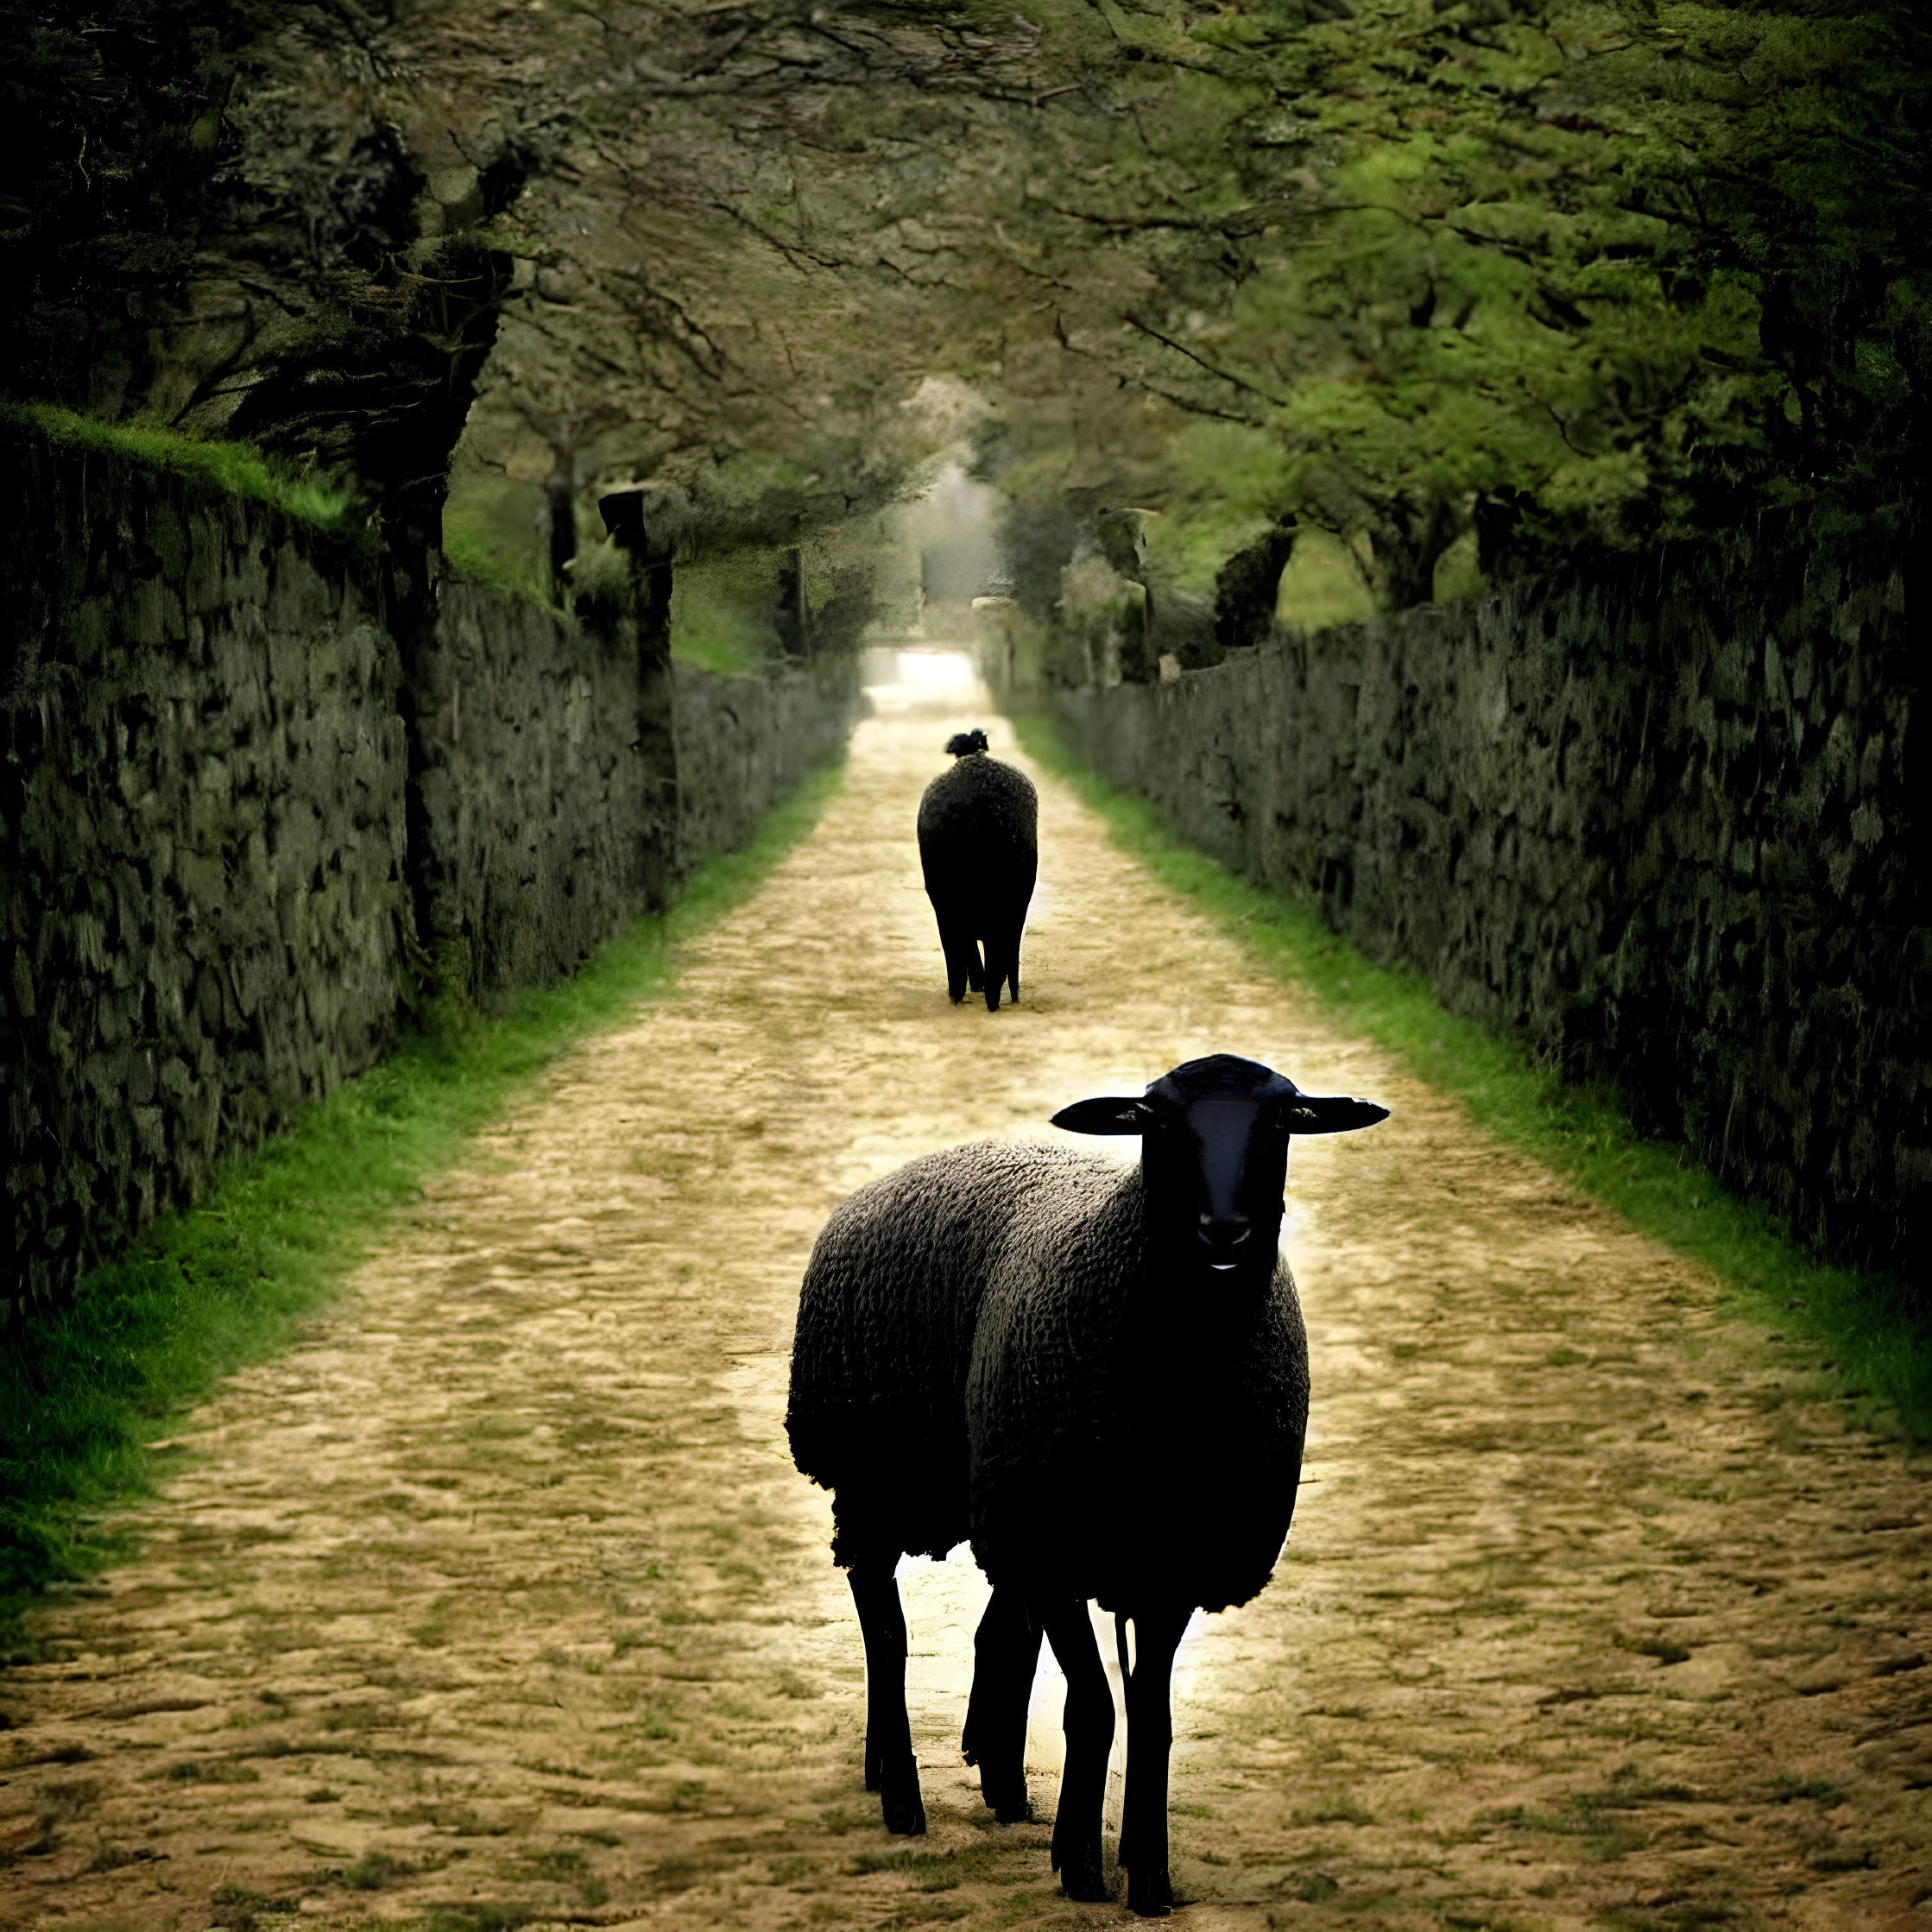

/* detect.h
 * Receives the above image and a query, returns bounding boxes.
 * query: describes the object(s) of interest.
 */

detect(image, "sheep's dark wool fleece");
[916,735,1039,1011]
[786,1142,1308,1613]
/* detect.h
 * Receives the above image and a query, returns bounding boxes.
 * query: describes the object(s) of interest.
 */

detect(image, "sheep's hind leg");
[1040,1600,1113,1903]
[981,931,1010,1013]
[1117,1603,1191,1916]
[937,916,980,1004]
[849,1566,926,1834]
[961,1588,1041,1822]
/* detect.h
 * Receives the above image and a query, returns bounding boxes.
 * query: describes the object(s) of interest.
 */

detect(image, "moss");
[442,477,562,613]
[0,754,848,1624]
[1013,713,1931,1445]
[571,540,635,631]
[4,402,373,547]
[443,516,563,613]
[672,552,785,674]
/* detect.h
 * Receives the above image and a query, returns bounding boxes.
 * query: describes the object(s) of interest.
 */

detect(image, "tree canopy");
[5,0,1927,609]
[954,0,1932,603]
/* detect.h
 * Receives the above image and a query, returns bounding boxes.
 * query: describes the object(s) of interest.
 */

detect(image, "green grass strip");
[3,401,371,545]
[1013,713,1930,1446]
[0,755,847,1622]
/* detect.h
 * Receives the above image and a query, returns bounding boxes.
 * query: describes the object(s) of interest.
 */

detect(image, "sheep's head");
[1051,1054,1387,1274]
[944,729,990,756]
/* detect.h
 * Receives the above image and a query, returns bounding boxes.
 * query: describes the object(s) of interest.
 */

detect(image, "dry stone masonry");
[413,581,662,999]
[674,659,871,866]
[2,423,859,1321]
[1053,527,1926,1285]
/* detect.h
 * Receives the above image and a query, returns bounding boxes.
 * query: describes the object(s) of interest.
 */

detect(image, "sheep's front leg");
[849,1566,925,1834]
[962,1588,1041,1822]
[1118,1603,1191,1916]
[1040,1601,1113,1903]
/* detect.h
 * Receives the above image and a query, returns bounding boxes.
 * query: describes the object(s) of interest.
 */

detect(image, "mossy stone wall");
[674,659,866,868]
[3,426,862,1321]
[1052,530,1925,1279]
[412,590,861,999]
[3,435,408,1319]
[412,583,657,998]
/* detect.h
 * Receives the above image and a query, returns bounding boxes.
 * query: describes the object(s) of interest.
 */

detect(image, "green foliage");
[571,540,635,631]
[1431,529,1484,605]
[1275,528,1375,631]
[695,450,818,538]
[799,522,887,657]
[968,0,1932,604]
[1257,1,1930,581]
[443,478,561,611]
[1013,715,1930,1443]
[671,552,785,673]
[1140,505,1275,603]
[1626,4,1932,527]
[0,756,848,1619]
[6,401,372,545]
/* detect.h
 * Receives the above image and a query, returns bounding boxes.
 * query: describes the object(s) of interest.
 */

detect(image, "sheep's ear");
[1051,1096,1152,1134]
[1282,1095,1389,1134]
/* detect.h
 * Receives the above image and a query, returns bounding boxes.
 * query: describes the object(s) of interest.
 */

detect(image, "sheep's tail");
[1114,1610,1133,1687]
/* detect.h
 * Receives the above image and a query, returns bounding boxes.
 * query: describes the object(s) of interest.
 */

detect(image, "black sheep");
[916,729,1039,1011]
[786,1053,1388,1916]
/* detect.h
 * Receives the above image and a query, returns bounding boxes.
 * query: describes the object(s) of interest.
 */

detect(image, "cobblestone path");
[3,678,1928,1932]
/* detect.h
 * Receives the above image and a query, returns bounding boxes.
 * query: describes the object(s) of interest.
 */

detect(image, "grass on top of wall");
[0,754,847,1631]
[6,402,372,547]
[671,555,786,675]
[442,501,566,616]
[1013,713,1932,1448]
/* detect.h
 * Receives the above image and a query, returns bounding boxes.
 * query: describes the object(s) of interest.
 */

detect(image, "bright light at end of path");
[896,650,975,689]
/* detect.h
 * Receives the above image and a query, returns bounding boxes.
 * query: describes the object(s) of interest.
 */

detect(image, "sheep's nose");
[1197,1213,1251,1245]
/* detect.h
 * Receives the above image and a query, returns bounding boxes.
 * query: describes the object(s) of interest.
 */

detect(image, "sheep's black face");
[1142,1058,1297,1273]
[1051,1053,1389,1276]
[944,729,990,757]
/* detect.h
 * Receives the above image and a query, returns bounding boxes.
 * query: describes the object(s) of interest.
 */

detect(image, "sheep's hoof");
[882,1795,927,1835]
[880,1768,926,1836]
[1127,1867,1175,1917]
[981,1773,1032,1824]
[1058,1854,1109,1904]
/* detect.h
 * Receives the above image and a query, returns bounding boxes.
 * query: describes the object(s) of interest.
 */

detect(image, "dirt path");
[4,677,1929,1932]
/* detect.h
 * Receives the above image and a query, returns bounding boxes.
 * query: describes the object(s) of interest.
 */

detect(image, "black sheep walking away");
[917,729,1038,1011]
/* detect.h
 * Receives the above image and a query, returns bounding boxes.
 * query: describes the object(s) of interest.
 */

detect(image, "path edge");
[0,752,853,1633]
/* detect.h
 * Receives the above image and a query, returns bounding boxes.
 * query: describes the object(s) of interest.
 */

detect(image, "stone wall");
[674,657,863,868]
[412,583,660,997]
[3,434,409,1320]
[411,595,860,1000]
[3,423,862,1322]
[1051,528,1926,1280]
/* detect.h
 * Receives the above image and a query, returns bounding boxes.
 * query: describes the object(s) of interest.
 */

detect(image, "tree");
[967,0,1932,597]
